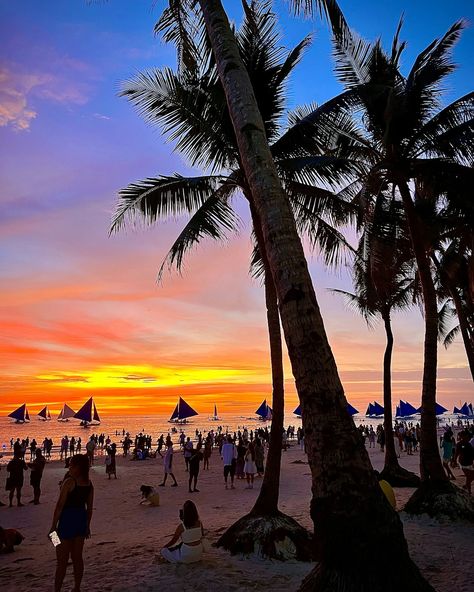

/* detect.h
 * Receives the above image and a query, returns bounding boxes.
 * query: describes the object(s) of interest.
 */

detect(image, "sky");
[0,0,473,417]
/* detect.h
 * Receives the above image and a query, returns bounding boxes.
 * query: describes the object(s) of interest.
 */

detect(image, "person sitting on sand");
[161,500,204,564]
[140,485,160,506]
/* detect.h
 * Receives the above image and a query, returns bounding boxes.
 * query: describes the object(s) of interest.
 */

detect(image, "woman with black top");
[50,454,94,592]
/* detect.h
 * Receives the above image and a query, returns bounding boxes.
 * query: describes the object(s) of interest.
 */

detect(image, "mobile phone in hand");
[49,531,61,547]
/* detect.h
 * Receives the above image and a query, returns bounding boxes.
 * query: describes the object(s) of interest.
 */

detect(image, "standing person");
[244,442,257,489]
[235,439,246,480]
[6,450,28,507]
[159,441,178,487]
[105,443,117,480]
[76,437,82,454]
[203,437,212,470]
[221,435,237,490]
[69,436,76,457]
[454,431,474,494]
[188,444,203,493]
[183,438,193,472]
[254,437,265,477]
[85,437,96,466]
[50,454,94,592]
[440,430,456,480]
[28,448,46,504]
[29,438,37,461]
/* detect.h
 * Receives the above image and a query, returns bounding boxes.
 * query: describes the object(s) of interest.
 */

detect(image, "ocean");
[0,412,303,463]
[1,411,460,464]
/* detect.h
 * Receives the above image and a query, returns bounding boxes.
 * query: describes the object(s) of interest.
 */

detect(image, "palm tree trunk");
[397,181,447,483]
[381,312,398,469]
[249,206,284,516]
[379,311,420,487]
[198,1,433,587]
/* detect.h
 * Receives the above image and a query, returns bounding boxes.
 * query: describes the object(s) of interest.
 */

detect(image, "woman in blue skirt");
[50,454,94,592]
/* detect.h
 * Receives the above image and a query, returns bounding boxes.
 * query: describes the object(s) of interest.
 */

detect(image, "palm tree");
[322,14,474,516]
[332,197,421,486]
[113,1,355,559]
[116,1,435,587]
[434,240,474,380]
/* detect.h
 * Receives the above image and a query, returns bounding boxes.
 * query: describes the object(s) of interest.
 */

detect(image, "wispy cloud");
[0,57,96,131]
[0,67,47,130]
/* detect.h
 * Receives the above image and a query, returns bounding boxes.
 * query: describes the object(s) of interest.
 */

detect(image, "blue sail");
[74,397,100,423]
[347,403,359,416]
[255,399,272,420]
[169,397,198,421]
[255,399,268,417]
[397,400,418,417]
[38,406,51,420]
[169,404,179,421]
[453,406,461,414]
[293,404,301,417]
[459,402,474,418]
[8,403,29,422]
[366,403,375,416]
[372,402,384,416]
[417,403,447,415]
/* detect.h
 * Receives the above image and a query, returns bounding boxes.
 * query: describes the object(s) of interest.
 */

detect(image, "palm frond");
[110,174,230,233]
[249,239,265,282]
[404,20,465,127]
[154,0,200,74]
[272,91,364,159]
[408,91,474,161]
[329,288,379,328]
[157,187,241,280]
[120,68,237,171]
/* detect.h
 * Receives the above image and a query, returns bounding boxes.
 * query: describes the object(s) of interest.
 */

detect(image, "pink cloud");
[0,56,96,131]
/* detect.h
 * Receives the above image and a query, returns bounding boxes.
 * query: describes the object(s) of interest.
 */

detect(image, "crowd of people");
[0,419,473,591]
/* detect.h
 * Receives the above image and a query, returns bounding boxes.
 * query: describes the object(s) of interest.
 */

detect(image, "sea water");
[0,413,303,462]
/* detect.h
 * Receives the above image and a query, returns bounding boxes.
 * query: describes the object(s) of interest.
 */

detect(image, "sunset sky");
[1,0,473,417]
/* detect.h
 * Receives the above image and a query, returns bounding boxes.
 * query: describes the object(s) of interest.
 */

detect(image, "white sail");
[58,403,76,421]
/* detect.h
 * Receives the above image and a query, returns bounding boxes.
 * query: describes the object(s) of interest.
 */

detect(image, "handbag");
[5,476,13,491]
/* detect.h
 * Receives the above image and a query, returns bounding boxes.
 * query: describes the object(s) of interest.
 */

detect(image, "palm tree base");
[215,510,313,560]
[380,465,421,488]
[298,559,435,592]
[404,480,474,521]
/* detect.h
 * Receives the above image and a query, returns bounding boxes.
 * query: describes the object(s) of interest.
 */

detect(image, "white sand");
[0,444,471,592]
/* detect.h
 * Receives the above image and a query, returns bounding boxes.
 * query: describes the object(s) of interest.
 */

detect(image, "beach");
[0,439,472,592]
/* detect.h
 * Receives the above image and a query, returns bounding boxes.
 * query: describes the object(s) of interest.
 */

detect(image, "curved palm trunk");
[381,312,399,470]
[199,1,432,588]
[249,206,284,516]
[398,181,447,482]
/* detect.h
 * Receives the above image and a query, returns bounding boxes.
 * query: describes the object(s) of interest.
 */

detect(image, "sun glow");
[36,364,264,390]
